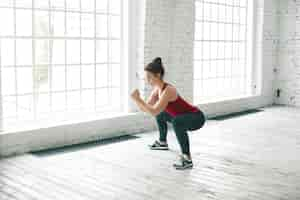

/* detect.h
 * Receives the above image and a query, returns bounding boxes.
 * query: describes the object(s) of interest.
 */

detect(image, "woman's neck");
[156,80,165,93]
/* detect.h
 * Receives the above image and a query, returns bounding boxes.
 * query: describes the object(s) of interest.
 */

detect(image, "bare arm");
[146,89,159,106]
[132,86,176,116]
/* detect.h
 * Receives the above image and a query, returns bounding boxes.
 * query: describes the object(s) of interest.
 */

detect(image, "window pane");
[35,0,49,9]
[35,66,49,93]
[96,64,108,87]
[50,0,64,9]
[218,5,226,22]
[36,93,50,113]
[50,11,65,36]
[240,25,246,41]
[81,14,95,37]
[225,42,232,59]
[225,24,232,41]
[3,96,17,118]
[193,42,202,60]
[16,39,32,66]
[216,60,225,77]
[194,79,202,97]
[234,42,240,59]
[82,65,95,89]
[211,4,218,21]
[82,90,95,109]
[240,8,246,24]
[96,40,108,63]
[203,3,210,21]
[110,40,120,63]
[35,39,49,65]
[52,92,66,111]
[216,78,224,95]
[67,90,80,109]
[240,0,246,7]
[52,66,65,91]
[96,15,108,38]
[16,9,32,36]
[233,25,239,41]
[17,67,33,94]
[18,95,34,119]
[96,88,108,106]
[15,0,32,8]
[1,67,16,95]
[224,60,231,77]
[66,0,80,11]
[111,87,120,106]
[110,15,120,38]
[0,8,14,36]
[50,39,65,65]
[1,39,15,66]
[81,0,94,11]
[0,0,14,7]
[66,12,80,37]
[233,7,240,24]
[96,0,108,13]
[239,43,245,59]
[203,42,210,60]
[203,61,209,79]
[193,61,202,79]
[111,64,120,87]
[51,0,64,9]
[195,1,203,20]
[82,40,95,64]
[35,11,49,36]
[203,23,210,40]
[210,42,218,58]
[210,60,217,78]
[67,40,80,64]
[66,66,80,90]
[226,6,233,23]
[110,0,120,14]
[217,42,224,59]
[210,23,217,41]
[218,23,225,41]
[194,22,202,41]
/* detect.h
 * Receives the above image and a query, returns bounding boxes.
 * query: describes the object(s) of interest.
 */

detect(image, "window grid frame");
[0,0,123,120]
[194,0,250,103]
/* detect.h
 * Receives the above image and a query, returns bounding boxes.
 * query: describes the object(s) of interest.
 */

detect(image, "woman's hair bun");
[152,57,162,65]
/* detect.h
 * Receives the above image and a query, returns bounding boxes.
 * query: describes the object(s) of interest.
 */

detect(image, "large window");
[0,0,125,129]
[193,0,253,103]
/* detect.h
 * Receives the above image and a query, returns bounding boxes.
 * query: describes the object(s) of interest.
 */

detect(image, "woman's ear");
[155,73,161,79]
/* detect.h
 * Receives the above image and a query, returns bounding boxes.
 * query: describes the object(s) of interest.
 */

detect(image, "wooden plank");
[0,106,300,200]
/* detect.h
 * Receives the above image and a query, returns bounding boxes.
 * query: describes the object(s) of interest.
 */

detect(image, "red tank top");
[161,83,200,117]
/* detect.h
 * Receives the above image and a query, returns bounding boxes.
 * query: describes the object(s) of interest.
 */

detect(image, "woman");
[131,57,206,170]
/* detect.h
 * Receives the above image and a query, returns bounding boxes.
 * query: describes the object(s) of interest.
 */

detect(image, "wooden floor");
[1,105,300,200]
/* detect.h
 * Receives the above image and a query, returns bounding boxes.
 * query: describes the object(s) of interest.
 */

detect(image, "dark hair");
[144,57,165,79]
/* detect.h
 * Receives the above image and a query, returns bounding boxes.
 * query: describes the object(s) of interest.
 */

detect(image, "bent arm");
[133,87,175,116]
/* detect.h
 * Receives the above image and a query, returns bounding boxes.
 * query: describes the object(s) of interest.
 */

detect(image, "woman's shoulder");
[163,83,177,100]
[164,82,176,92]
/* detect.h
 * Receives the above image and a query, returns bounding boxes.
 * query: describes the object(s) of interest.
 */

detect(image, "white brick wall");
[0,0,278,157]
[275,0,300,106]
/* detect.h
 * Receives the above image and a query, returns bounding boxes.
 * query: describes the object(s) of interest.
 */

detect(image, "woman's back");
[160,83,199,117]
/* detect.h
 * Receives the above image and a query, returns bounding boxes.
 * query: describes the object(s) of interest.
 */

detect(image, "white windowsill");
[0,94,261,135]
[0,111,142,135]
[195,94,259,106]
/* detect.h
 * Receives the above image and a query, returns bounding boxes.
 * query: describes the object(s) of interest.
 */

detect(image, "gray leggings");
[155,110,206,156]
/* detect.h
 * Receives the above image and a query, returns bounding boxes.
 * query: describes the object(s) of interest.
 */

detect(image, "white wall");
[275,0,300,106]
[0,0,278,157]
